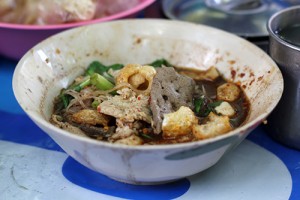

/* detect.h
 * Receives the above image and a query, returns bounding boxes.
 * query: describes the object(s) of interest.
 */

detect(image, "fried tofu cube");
[162,106,198,139]
[215,101,236,117]
[192,112,232,140]
[217,83,241,102]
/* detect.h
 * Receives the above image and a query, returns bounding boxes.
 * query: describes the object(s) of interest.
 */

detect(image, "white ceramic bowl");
[13,19,283,185]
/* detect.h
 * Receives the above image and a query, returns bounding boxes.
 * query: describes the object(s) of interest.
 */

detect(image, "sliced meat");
[99,89,152,123]
[51,114,87,138]
[150,67,195,134]
[79,124,115,139]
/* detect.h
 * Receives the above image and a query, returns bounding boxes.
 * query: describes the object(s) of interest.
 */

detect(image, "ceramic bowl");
[13,19,283,185]
[0,0,155,60]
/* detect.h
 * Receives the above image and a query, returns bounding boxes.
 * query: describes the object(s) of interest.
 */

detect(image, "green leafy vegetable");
[140,133,153,140]
[71,77,91,92]
[57,58,174,110]
[90,73,114,91]
[194,97,223,117]
[61,93,71,109]
[208,101,223,109]
[148,59,173,68]
[91,100,100,109]
[59,77,91,109]
[85,61,123,83]
[109,64,123,71]
[85,61,107,76]
[194,98,204,114]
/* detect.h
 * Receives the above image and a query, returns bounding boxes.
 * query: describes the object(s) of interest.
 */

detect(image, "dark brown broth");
[196,78,249,128]
[142,74,250,145]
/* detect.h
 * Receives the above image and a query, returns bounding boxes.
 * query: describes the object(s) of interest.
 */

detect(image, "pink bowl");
[0,0,155,60]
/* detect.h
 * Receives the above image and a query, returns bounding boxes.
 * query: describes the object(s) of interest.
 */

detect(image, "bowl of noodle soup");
[13,19,283,184]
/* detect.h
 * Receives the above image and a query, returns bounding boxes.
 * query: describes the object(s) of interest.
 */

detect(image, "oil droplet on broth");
[276,24,300,47]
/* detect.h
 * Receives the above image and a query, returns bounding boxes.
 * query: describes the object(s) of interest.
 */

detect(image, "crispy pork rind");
[214,101,236,117]
[217,83,241,102]
[115,64,156,95]
[192,112,232,139]
[162,106,198,139]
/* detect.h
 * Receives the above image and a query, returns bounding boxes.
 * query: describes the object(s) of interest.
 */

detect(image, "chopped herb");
[102,71,115,84]
[140,133,153,140]
[61,93,72,109]
[85,61,123,83]
[71,77,91,92]
[109,64,123,71]
[202,108,212,117]
[85,61,107,76]
[194,98,204,113]
[204,101,223,116]
[194,97,223,117]
[208,101,223,108]
[59,77,91,109]
[148,58,173,68]
[58,58,174,110]
[91,100,100,109]
[90,73,115,91]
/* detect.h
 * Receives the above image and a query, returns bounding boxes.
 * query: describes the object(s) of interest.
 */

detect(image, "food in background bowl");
[0,0,155,59]
[0,0,141,25]
[51,59,250,145]
[13,19,283,184]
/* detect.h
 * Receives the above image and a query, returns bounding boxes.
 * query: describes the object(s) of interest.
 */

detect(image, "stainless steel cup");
[266,6,300,150]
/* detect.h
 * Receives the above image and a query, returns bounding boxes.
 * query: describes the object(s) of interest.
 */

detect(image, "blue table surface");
[1,50,300,199]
